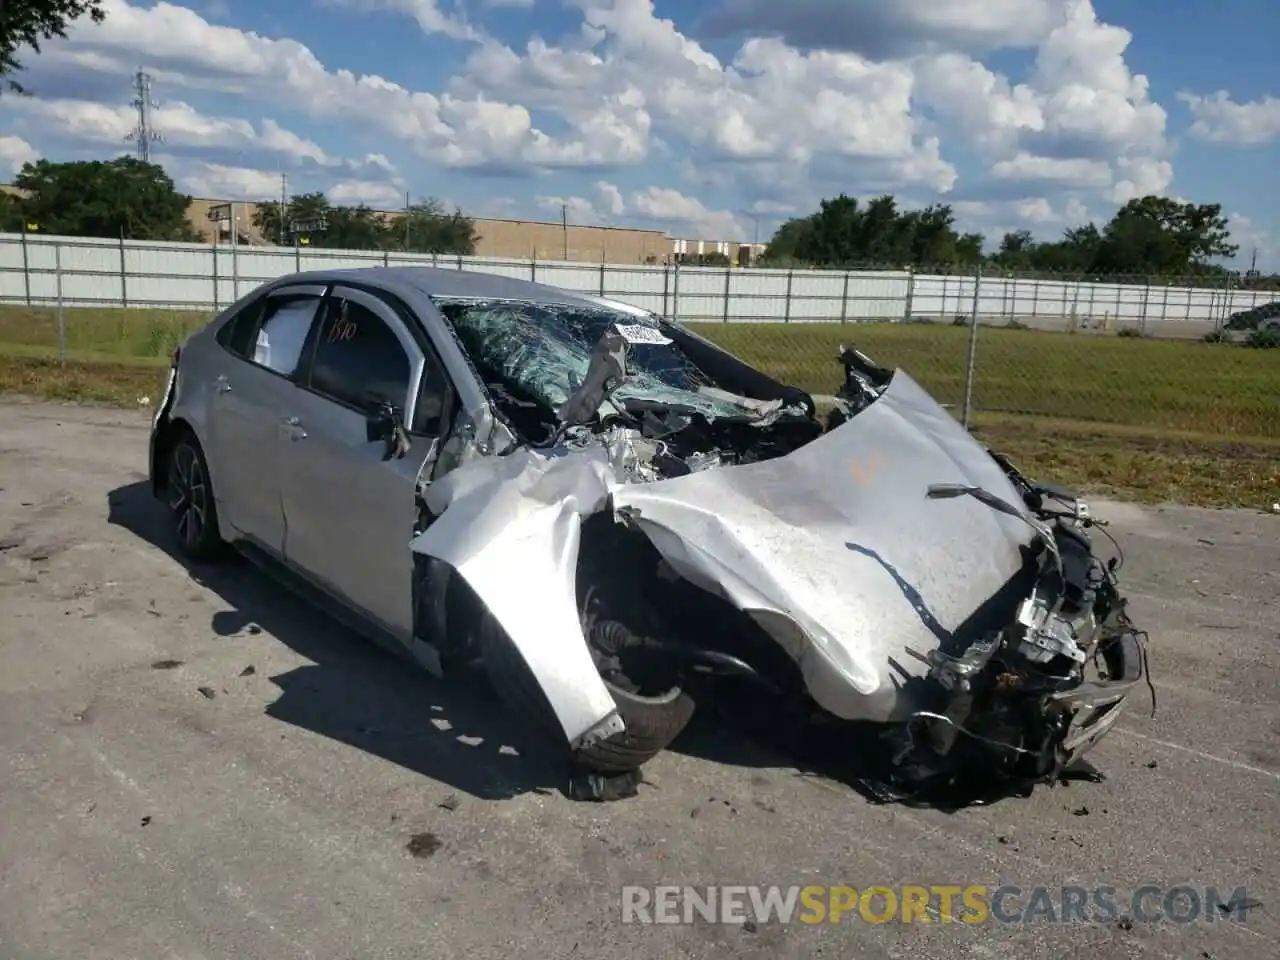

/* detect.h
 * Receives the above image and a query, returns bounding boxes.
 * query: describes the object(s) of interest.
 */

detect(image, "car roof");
[268,265,617,310]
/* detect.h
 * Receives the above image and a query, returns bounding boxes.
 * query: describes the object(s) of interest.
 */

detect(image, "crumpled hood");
[411,369,1040,744]
[610,371,1037,722]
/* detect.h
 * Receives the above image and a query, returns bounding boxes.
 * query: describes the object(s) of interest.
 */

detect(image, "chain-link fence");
[1,233,1277,443]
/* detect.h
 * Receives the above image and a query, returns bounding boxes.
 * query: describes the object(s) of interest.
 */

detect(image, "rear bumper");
[148,367,178,497]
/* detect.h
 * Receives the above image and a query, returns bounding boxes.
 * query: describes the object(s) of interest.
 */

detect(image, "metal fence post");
[383,250,390,267]
[722,266,731,323]
[530,251,537,283]
[295,238,301,273]
[1138,277,1151,335]
[962,266,982,428]
[901,267,913,323]
[232,239,240,302]
[119,230,129,308]
[599,254,606,296]
[20,229,31,305]
[783,268,793,323]
[673,259,681,320]
[55,243,66,368]
[212,245,219,310]
[1216,271,1232,331]
[662,263,670,316]
[839,271,850,324]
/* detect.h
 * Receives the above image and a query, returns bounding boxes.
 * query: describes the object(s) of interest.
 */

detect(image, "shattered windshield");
[434,297,750,421]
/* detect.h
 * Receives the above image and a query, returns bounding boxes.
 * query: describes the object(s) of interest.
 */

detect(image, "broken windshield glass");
[434,298,751,423]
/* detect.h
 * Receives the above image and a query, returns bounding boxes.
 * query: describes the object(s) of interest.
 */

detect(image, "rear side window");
[308,297,410,411]
[217,292,323,379]
[253,298,320,376]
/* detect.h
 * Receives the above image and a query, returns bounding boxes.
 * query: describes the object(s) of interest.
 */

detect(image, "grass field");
[1,304,1277,506]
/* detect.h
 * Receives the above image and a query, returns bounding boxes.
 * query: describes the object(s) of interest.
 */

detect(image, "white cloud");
[990,151,1112,187]
[2,95,347,168]
[698,0,1059,59]
[41,0,642,171]
[1109,156,1173,204]
[0,136,40,174]
[1227,213,1275,269]
[171,160,284,199]
[328,180,405,207]
[1179,91,1280,146]
[322,0,479,41]
[594,180,626,216]
[535,194,600,223]
[0,0,1209,240]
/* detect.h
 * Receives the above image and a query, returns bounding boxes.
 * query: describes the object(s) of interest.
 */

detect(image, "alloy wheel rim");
[168,444,207,549]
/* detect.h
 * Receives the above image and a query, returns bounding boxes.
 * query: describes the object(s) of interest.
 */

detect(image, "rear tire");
[165,430,224,562]
[477,608,695,773]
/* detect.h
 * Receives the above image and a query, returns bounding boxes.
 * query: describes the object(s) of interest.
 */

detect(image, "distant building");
[6,183,757,266]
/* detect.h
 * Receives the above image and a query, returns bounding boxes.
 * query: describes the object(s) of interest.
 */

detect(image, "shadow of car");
[107,479,564,802]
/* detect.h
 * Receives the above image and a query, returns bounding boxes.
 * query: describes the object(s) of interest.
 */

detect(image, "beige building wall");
[182,198,674,262]
[471,217,671,263]
[6,186,688,264]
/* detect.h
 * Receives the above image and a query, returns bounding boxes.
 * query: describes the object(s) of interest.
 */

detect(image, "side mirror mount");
[365,398,412,460]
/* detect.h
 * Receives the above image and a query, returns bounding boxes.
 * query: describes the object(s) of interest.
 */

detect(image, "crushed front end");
[830,347,1152,803]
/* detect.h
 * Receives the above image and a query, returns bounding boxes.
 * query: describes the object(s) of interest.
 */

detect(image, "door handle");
[215,376,231,394]
[281,416,308,441]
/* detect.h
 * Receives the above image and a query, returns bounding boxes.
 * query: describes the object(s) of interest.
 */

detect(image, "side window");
[216,292,322,379]
[309,297,411,412]
[252,296,322,376]
[215,301,262,358]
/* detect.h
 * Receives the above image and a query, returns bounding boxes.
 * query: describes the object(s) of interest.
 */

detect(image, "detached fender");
[409,445,622,748]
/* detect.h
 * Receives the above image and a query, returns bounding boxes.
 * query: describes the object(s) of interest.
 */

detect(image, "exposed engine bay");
[409,298,1151,806]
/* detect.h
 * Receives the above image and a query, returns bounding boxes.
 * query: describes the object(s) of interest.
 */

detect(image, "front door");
[279,285,449,640]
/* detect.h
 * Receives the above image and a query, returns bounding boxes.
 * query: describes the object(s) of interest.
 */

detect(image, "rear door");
[279,284,451,639]
[204,284,328,551]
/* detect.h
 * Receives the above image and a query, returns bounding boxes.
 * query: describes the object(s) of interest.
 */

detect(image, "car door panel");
[203,285,327,551]
[280,388,426,637]
[280,285,442,640]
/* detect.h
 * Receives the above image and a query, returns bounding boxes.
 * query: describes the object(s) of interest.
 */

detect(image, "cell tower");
[126,68,162,162]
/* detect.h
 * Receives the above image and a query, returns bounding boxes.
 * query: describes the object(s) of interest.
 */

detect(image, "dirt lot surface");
[1,399,1277,960]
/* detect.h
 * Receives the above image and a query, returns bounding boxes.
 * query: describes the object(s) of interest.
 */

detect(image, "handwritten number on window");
[327,301,358,343]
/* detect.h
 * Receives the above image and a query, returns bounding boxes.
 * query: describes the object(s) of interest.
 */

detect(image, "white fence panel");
[0,233,1271,335]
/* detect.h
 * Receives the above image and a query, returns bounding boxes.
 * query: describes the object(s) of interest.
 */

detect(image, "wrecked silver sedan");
[150,266,1147,800]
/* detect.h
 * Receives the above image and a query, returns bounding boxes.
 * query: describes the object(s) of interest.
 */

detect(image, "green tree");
[0,190,23,231]
[1091,197,1237,275]
[323,204,389,249]
[11,157,200,240]
[391,198,478,254]
[2,0,107,94]
[761,194,982,268]
[253,191,333,244]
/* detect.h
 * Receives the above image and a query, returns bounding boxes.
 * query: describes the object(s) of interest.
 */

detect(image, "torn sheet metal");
[410,443,623,747]
[611,371,1036,723]
[412,368,1038,747]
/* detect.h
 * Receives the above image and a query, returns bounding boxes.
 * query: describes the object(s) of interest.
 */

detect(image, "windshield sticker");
[614,323,673,346]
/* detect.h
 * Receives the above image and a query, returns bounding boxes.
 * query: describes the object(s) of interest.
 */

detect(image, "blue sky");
[1,0,1275,267]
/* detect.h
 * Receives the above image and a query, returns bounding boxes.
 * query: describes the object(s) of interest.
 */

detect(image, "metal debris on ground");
[239,665,256,676]
[566,768,642,802]
[196,686,216,699]
[151,659,184,670]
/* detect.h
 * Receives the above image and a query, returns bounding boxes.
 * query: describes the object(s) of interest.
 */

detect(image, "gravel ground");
[0,399,1276,960]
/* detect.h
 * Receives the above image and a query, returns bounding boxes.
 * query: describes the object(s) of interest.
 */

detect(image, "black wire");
[1093,521,1125,572]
